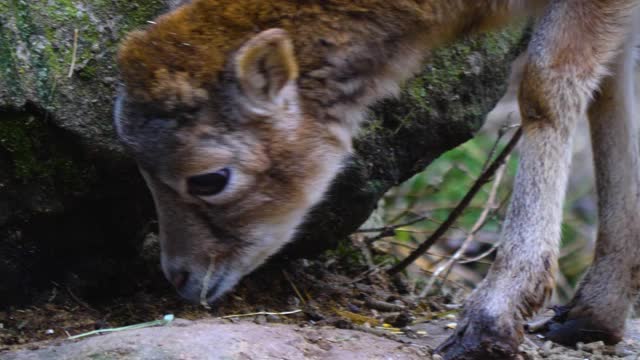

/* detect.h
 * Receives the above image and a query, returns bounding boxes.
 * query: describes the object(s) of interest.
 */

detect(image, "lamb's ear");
[234,29,298,107]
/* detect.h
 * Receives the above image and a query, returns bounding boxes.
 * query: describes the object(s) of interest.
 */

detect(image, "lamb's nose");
[169,269,190,291]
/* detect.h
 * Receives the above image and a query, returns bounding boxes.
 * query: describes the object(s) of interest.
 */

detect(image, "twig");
[282,270,306,305]
[419,269,469,290]
[360,216,466,245]
[385,240,492,265]
[200,258,215,309]
[387,127,522,275]
[435,162,508,288]
[68,314,174,340]
[419,156,508,297]
[357,217,433,245]
[457,242,501,264]
[456,191,512,265]
[66,286,97,313]
[68,29,79,78]
[482,124,520,172]
[365,297,406,312]
[217,310,302,319]
[347,259,392,285]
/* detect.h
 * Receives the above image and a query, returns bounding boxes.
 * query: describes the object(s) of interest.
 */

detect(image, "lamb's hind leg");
[436,1,638,359]
[541,9,640,347]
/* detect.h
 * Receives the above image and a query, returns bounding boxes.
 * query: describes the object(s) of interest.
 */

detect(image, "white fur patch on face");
[209,144,348,302]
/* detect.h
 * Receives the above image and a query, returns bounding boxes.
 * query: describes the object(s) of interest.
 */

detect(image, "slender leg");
[437,1,638,358]
[542,9,640,346]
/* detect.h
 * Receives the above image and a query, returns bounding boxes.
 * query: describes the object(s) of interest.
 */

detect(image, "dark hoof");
[435,314,522,360]
[539,305,623,346]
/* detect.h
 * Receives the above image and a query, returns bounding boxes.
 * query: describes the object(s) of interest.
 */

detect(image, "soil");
[1,249,639,359]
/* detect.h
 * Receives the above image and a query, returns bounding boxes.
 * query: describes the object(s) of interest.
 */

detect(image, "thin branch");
[457,242,501,264]
[419,156,508,297]
[360,215,468,245]
[68,314,174,340]
[358,205,488,236]
[217,310,302,319]
[385,240,492,265]
[282,270,307,305]
[68,29,79,78]
[419,269,469,290]
[357,216,432,235]
[456,189,513,265]
[387,127,522,275]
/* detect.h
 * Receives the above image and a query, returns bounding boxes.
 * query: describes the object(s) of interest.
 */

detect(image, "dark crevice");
[0,104,158,308]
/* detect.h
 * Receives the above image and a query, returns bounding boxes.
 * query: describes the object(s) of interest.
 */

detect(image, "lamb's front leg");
[436,75,577,358]
[436,1,637,358]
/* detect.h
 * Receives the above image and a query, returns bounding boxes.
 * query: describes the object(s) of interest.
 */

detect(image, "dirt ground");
[1,252,639,359]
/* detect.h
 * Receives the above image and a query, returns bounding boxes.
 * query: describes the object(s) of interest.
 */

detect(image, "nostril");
[172,271,190,290]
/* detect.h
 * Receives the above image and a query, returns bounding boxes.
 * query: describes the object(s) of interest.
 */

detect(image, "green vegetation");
[380,130,594,301]
[0,0,166,104]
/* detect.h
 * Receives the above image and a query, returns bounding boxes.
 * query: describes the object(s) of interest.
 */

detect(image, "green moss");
[0,0,167,107]
[92,0,167,34]
[0,28,21,97]
[395,24,527,130]
[3,0,57,100]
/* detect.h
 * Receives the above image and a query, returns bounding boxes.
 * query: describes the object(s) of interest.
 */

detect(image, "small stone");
[540,340,553,357]
[445,322,457,330]
[303,307,324,322]
[254,315,267,325]
[432,354,443,360]
[581,341,605,353]
[287,296,301,307]
[266,314,280,323]
[615,348,634,357]
[45,329,54,335]
[384,312,413,328]
[316,339,332,351]
[333,319,353,330]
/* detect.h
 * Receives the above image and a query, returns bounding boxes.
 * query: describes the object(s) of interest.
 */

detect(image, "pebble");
[540,340,553,357]
[266,314,280,323]
[254,315,267,325]
[578,341,605,353]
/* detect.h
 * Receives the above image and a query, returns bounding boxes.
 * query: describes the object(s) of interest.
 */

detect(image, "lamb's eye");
[187,168,230,196]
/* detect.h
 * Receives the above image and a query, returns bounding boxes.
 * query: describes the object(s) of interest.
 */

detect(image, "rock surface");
[4,318,640,360]
[3,320,430,360]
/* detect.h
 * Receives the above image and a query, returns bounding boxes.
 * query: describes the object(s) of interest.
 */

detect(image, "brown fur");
[114,1,640,359]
